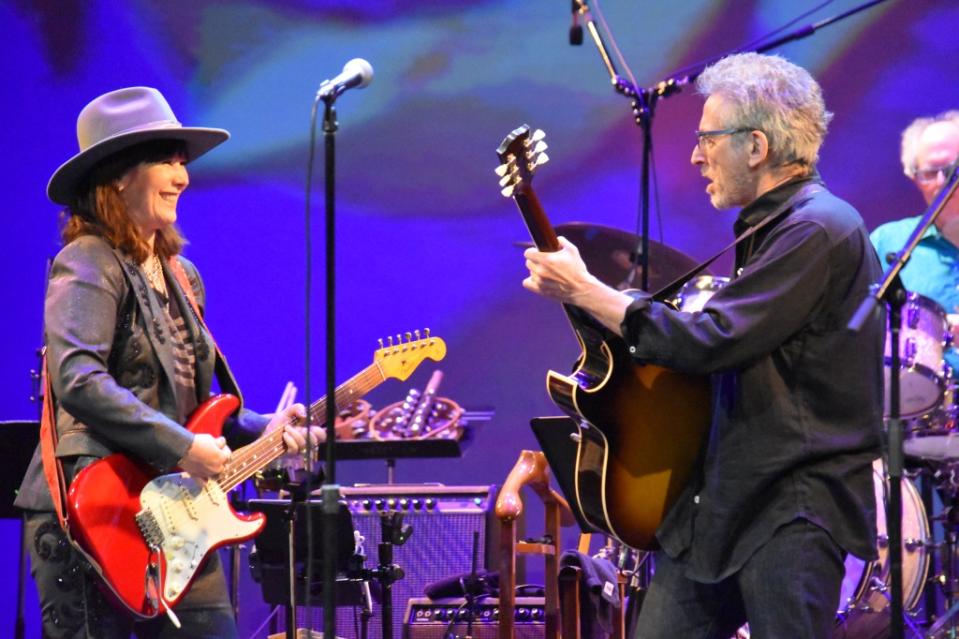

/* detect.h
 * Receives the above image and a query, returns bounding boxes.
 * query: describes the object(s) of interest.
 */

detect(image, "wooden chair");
[495,449,576,639]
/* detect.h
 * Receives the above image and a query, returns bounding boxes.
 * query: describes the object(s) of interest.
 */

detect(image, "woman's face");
[117,153,189,239]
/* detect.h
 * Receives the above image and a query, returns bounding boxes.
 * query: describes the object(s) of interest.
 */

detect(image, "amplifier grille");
[295,485,496,639]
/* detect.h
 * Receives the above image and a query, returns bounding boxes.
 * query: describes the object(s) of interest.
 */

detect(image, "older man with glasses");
[871,111,959,374]
[523,52,884,638]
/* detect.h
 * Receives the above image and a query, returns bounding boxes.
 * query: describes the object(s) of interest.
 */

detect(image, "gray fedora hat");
[47,86,229,205]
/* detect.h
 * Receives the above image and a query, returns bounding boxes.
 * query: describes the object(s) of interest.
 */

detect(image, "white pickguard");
[138,473,261,602]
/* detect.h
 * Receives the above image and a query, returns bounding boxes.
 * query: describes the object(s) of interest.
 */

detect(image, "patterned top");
[155,285,198,423]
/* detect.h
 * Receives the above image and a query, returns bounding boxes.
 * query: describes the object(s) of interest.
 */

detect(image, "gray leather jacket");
[16,235,268,511]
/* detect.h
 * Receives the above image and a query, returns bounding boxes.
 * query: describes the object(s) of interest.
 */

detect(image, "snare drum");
[833,459,930,638]
[674,275,730,312]
[885,293,951,418]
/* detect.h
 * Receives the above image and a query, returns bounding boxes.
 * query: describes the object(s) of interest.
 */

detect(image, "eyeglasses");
[695,127,753,151]
[914,163,957,184]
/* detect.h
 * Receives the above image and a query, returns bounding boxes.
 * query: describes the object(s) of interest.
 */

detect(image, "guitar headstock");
[495,125,549,198]
[375,329,447,381]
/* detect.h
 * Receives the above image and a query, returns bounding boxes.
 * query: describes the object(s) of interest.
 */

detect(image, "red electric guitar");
[66,330,446,620]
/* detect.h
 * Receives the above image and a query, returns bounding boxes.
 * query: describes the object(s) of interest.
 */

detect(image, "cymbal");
[546,222,706,292]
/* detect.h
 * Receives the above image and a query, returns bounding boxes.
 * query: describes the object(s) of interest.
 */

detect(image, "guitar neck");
[217,363,387,492]
[514,184,596,327]
[515,187,560,253]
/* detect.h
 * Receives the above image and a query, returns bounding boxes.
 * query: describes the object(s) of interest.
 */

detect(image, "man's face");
[913,121,959,211]
[691,94,756,210]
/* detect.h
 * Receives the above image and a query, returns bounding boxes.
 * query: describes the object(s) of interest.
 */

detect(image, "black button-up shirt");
[621,175,884,582]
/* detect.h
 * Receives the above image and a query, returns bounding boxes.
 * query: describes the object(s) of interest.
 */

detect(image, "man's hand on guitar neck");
[523,236,635,335]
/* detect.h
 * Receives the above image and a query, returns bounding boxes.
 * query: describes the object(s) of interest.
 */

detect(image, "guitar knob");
[170,535,184,550]
[424,498,435,510]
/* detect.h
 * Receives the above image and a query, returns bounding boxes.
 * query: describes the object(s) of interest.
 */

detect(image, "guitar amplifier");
[293,485,496,639]
[404,597,545,639]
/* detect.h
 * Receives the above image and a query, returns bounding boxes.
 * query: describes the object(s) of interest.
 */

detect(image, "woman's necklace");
[143,253,167,295]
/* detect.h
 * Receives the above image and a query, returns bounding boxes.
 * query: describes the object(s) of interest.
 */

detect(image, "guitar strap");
[168,257,211,339]
[652,183,823,303]
[38,352,70,530]
[167,257,238,398]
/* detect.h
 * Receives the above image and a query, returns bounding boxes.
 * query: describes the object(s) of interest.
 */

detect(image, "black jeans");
[635,519,847,639]
[24,511,238,639]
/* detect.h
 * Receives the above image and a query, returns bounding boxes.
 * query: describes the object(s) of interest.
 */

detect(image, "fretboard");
[217,362,386,492]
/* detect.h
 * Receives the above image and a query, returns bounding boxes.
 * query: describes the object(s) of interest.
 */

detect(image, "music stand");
[1,420,40,639]
[0,421,39,519]
[248,498,362,606]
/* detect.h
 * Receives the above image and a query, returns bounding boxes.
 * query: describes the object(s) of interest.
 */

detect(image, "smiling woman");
[14,86,316,639]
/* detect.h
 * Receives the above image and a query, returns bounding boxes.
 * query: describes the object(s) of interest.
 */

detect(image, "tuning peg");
[535,153,550,166]
[378,338,384,349]
[396,334,403,350]
[501,184,515,198]
[388,335,394,347]
[405,331,412,343]
[414,329,421,341]
[499,173,515,189]
[533,140,548,154]
[532,129,546,142]
[494,164,509,177]
[424,328,431,340]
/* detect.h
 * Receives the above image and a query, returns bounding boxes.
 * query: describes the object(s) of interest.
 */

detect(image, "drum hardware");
[876,534,927,552]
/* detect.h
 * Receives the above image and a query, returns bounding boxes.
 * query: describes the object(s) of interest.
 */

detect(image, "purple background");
[4,0,959,636]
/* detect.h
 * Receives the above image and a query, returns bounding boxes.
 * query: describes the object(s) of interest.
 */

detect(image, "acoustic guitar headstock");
[495,125,549,198]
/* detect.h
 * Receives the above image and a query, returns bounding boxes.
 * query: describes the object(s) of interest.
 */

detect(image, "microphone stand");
[318,91,341,639]
[571,0,651,291]
[849,163,959,639]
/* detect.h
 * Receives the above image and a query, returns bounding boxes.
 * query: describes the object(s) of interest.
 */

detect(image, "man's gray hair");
[696,52,832,168]
[900,110,959,178]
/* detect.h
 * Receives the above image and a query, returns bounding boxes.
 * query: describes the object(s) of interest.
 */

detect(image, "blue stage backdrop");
[4,0,959,636]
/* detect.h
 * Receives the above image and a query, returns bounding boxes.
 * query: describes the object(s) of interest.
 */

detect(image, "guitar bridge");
[135,508,165,549]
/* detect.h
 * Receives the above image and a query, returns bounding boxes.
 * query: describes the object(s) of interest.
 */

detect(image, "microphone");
[569,0,583,45]
[317,58,374,100]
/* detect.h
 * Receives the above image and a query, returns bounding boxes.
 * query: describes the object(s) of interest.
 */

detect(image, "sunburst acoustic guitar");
[496,124,710,549]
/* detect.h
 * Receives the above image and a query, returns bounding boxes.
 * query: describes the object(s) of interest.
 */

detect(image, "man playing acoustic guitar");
[523,53,884,638]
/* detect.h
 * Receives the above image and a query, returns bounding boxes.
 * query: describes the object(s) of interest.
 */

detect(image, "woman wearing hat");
[16,87,316,638]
